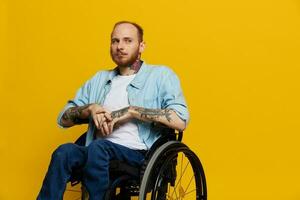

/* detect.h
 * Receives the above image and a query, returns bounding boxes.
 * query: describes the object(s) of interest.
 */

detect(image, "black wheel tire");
[139,141,207,200]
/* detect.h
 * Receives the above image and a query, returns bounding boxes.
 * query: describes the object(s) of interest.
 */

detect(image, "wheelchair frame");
[71,128,207,200]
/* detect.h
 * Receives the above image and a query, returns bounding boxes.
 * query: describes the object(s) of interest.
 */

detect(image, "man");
[37,21,189,200]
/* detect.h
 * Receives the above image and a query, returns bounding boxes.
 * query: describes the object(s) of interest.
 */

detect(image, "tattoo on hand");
[62,105,89,124]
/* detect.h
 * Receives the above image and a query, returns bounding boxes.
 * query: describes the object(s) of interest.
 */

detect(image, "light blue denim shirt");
[57,61,189,149]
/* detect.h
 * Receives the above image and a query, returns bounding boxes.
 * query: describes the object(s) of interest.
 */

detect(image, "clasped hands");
[88,104,132,136]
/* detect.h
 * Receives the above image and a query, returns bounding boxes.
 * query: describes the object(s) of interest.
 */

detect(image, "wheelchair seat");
[71,128,207,200]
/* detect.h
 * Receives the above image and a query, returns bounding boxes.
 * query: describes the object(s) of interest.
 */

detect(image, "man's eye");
[111,40,118,44]
[125,39,132,43]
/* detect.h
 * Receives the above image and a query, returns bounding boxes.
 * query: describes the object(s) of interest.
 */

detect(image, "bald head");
[112,21,144,42]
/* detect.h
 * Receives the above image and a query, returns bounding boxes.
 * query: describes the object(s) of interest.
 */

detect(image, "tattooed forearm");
[110,106,172,122]
[62,105,90,124]
[110,106,184,131]
[111,107,129,119]
[132,107,186,131]
[132,107,173,122]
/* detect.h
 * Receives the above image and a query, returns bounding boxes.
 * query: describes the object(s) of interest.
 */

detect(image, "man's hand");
[88,104,112,135]
[108,107,134,133]
[95,107,133,137]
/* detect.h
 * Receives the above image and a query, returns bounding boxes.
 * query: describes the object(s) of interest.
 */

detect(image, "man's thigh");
[87,139,145,166]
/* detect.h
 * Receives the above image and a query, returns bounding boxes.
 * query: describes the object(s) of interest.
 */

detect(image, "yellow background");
[1,0,300,199]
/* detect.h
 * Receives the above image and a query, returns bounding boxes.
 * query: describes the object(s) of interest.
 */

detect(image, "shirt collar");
[106,61,149,89]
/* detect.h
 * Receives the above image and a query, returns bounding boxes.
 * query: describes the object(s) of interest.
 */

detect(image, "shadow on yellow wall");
[1,0,300,199]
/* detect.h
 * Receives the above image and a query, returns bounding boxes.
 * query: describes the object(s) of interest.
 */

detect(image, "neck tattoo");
[130,60,142,74]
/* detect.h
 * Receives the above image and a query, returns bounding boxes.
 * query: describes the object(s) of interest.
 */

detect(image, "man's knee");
[52,143,76,160]
[87,139,113,156]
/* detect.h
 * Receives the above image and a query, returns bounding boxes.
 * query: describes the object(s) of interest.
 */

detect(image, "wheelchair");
[67,128,207,200]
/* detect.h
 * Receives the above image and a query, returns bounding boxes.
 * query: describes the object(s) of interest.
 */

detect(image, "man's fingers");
[92,115,99,129]
[104,112,112,121]
[92,110,113,135]
[96,114,103,130]
[99,115,109,136]
[103,122,110,135]
[100,125,105,136]
[109,122,113,134]
[109,119,117,133]
[99,113,105,127]
[93,112,112,135]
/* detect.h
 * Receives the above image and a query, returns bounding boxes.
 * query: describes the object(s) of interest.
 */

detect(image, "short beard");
[111,51,140,68]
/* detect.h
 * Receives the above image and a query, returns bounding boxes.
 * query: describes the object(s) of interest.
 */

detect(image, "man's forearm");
[111,106,186,131]
[61,105,90,127]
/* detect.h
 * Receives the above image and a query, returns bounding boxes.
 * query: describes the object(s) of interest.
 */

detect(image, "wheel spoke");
[171,160,190,199]
[167,181,179,200]
[176,174,194,200]
[180,153,184,188]
[184,188,197,196]
[179,185,185,199]
[173,184,179,200]
[183,174,194,195]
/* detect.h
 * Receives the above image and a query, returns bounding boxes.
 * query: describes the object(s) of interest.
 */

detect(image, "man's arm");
[60,105,90,127]
[108,106,186,133]
[61,104,111,128]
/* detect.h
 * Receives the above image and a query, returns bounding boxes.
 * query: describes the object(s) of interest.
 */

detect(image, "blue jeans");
[37,139,145,200]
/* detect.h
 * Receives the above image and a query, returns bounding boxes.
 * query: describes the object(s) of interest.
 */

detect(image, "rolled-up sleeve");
[160,69,190,124]
[57,79,91,128]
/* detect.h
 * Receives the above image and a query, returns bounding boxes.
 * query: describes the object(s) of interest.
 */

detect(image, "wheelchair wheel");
[139,141,207,200]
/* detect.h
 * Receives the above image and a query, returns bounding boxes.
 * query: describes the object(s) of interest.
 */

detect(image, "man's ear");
[139,41,146,53]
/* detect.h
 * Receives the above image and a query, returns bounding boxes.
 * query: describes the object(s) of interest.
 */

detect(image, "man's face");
[110,23,145,67]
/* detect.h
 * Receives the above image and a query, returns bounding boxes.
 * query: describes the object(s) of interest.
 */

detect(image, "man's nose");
[117,41,124,50]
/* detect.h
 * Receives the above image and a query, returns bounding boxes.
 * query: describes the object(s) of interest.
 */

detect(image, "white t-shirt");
[101,74,147,150]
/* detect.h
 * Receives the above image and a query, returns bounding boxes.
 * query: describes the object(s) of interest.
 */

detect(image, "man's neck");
[118,60,142,76]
